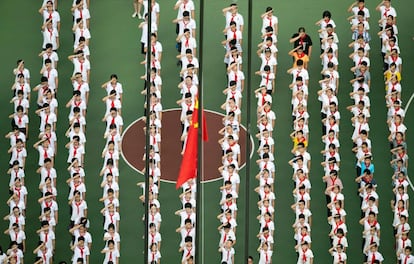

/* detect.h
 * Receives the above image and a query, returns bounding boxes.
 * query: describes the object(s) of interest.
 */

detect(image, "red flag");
[176,99,208,189]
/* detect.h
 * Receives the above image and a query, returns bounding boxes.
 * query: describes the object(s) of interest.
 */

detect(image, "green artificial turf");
[0,0,412,263]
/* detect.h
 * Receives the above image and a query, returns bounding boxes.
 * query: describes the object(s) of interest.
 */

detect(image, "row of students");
[351,1,406,262]
[287,12,316,264]
[97,74,124,264]
[4,0,60,262]
[132,1,407,263]
[64,1,94,263]
[253,6,279,264]
[2,0,63,262]
[173,1,198,264]
[347,2,385,263]
[34,1,64,263]
[65,1,124,263]
[316,9,349,264]
[136,1,164,264]
[217,3,254,264]
[37,0,109,263]
[376,1,414,263]
[349,1,389,263]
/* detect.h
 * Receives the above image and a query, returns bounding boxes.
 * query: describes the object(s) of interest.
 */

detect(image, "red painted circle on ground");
[121,109,251,183]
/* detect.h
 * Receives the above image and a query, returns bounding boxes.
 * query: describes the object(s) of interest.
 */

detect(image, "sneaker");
[132,12,138,18]
[138,13,143,19]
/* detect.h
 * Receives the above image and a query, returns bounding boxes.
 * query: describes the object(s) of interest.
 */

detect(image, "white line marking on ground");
[404,92,414,191]
[405,92,414,112]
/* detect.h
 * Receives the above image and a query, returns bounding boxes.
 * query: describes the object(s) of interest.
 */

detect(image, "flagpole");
[195,0,204,262]
[143,4,153,264]
[244,0,253,262]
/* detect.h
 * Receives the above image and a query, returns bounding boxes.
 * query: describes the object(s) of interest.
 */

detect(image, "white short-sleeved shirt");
[261,14,278,33]
[225,12,244,31]
[37,248,53,264]
[41,186,57,198]
[9,200,25,216]
[399,254,414,264]
[332,235,348,248]
[68,181,86,200]
[68,130,86,145]
[104,231,121,247]
[73,8,91,27]
[103,248,120,263]
[8,132,26,147]
[9,147,27,166]
[353,54,370,67]
[67,144,85,163]
[331,251,347,263]
[351,6,370,18]
[318,19,336,38]
[148,212,162,228]
[72,246,90,264]
[8,249,24,264]
[14,83,30,99]
[149,231,162,246]
[295,208,312,223]
[105,82,123,99]
[291,68,309,83]
[39,112,57,132]
[74,27,91,47]
[42,28,59,50]
[13,114,29,129]
[322,42,339,55]
[297,248,314,264]
[41,200,58,218]
[389,123,407,135]
[72,58,91,82]
[8,229,26,244]
[319,94,338,115]
[178,19,197,37]
[227,70,245,92]
[8,214,25,229]
[260,54,277,72]
[73,81,90,101]
[71,200,87,221]
[379,5,397,27]
[221,246,235,264]
[73,230,92,248]
[148,249,162,263]
[145,41,163,60]
[366,251,384,263]
[42,10,60,29]
[9,168,25,188]
[180,36,197,55]
[322,55,338,70]
[181,56,199,72]
[222,171,240,191]
[176,0,195,19]
[106,115,123,133]
[39,230,55,250]
[42,51,59,69]
[37,146,54,166]
[14,68,30,83]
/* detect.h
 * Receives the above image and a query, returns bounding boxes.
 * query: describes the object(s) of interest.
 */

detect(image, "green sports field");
[0,0,413,263]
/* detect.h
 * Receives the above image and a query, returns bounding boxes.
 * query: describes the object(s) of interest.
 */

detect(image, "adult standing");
[290,27,313,59]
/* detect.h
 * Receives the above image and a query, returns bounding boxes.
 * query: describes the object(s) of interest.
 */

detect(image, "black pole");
[143,4,152,264]
[195,0,204,262]
[244,0,253,263]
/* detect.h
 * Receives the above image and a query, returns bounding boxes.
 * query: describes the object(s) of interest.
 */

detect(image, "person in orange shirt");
[288,46,309,69]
